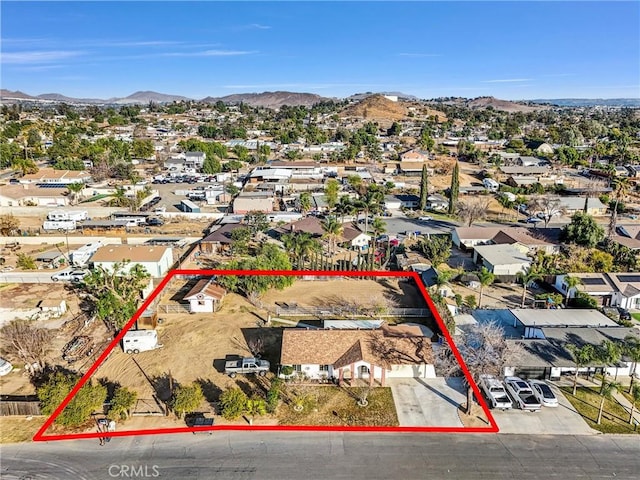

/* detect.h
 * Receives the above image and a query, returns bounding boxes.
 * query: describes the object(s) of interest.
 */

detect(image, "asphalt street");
[1,432,638,480]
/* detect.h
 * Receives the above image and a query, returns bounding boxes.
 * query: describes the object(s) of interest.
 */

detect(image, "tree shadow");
[150,372,178,402]
[195,377,222,405]
[29,364,79,390]
[97,377,121,401]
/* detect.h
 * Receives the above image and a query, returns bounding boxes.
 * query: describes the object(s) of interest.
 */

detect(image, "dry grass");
[278,386,398,427]
[0,416,46,443]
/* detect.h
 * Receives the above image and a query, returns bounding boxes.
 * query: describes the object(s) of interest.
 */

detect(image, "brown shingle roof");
[183,279,226,301]
[281,325,433,369]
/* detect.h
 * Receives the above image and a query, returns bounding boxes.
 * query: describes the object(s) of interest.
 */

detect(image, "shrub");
[108,386,137,420]
[220,388,248,420]
[170,383,204,419]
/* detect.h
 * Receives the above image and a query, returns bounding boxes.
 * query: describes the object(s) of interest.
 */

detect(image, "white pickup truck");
[224,357,270,378]
[479,374,513,410]
[504,376,542,411]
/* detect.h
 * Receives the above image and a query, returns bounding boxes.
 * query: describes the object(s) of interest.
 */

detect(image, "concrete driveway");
[489,383,597,435]
[388,377,464,427]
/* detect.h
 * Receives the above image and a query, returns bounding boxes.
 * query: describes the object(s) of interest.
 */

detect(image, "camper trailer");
[121,329,159,354]
[47,210,88,222]
[70,241,103,267]
[43,220,76,231]
[483,178,500,192]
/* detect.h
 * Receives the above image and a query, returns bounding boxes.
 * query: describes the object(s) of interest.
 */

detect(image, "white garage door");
[386,364,436,378]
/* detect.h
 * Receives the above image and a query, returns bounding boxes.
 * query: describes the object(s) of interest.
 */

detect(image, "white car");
[418,216,433,222]
[529,380,559,407]
[504,376,542,411]
[0,357,13,376]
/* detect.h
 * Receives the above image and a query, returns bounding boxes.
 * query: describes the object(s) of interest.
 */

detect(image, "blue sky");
[2,1,639,100]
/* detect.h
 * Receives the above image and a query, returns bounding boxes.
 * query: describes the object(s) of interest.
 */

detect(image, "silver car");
[529,380,559,407]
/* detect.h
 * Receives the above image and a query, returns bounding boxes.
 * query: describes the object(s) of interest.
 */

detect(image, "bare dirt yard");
[45,277,426,434]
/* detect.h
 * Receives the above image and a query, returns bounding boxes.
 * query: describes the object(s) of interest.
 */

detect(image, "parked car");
[504,376,542,411]
[526,217,543,224]
[0,357,13,376]
[529,380,559,407]
[418,216,433,222]
[51,268,89,282]
[146,218,164,226]
[479,374,513,410]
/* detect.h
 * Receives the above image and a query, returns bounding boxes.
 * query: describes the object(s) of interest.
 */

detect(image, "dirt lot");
[42,277,426,434]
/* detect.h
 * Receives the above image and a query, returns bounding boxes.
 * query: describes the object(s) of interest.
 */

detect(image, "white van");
[483,178,499,192]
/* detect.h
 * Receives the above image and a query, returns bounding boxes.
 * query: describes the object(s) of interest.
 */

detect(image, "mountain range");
[1,89,638,109]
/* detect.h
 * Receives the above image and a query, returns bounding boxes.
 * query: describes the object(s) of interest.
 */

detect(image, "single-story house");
[232,194,275,214]
[427,194,449,211]
[90,245,173,278]
[555,272,640,309]
[0,185,70,207]
[390,194,420,209]
[19,168,92,185]
[279,324,435,386]
[559,197,608,216]
[473,244,531,277]
[340,226,372,251]
[452,227,560,254]
[400,149,430,162]
[183,278,226,313]
[199,223,246,254]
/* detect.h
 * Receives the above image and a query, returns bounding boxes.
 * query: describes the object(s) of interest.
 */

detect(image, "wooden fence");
[275,306,431,318]
[0,399,41,416]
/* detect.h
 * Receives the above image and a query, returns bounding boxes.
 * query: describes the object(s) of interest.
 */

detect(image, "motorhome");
[483,178,500,192]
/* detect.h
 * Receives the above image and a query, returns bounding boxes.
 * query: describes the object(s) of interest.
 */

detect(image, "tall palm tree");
[66,182,85,206]
[516,267,543,308]
[476,267,495,308]
[628,384,640,426]
[567,343,596,395]
[299,192,312,215]
[597,380,622,425]
[624,335,640,393]
[598,340,622,393]
[321,216,343,257]
[336,196,356,224]
[563,275,582,307]
[608,176,630,239]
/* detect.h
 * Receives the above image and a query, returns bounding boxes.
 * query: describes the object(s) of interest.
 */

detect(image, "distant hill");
[529,98,640,107]
[37,93,105,104]
[202,91,330,108]
[465,96,544,113]
[0,89,37,100]
[110,91,192,104]
[348,91,419,101]
[341,94,447,124]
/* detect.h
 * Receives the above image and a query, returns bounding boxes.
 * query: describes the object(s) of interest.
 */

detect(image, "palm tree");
[608,176,630,239]
[108,186,129,207]
[336,196,356,224]
[624,335,640,393]
[598,340,622,393]
[299,192,312,215]
[476,267,495,308]
[629,384,640,426]
[66,182,85,206]
[563,275,582,307]
[516,267,543,308]
[597,380,622,425]
[321,216,343,257]
[432,269,453,296]
[567,343,596,395]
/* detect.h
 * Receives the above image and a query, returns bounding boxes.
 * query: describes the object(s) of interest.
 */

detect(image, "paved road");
[2,432,638,479]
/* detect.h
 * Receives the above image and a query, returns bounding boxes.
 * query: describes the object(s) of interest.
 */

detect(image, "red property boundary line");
[33,269,498,441]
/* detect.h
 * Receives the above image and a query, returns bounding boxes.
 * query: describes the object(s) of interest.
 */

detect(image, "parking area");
[489,383,597,435]
[388,377,465,427]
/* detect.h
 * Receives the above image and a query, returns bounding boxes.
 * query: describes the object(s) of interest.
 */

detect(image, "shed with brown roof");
[183,278,226,313]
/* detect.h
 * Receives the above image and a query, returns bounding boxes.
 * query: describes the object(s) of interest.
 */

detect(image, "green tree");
[202,155,221,174]
[464,294,477,309]
[477,267,495,308]
[82,262,151,331]
[516,267,542,308]
[17,253,36,270]
[324,179,340,211]
[563,275,582,307]
[131,139,154,159]
[419,164,429,211]
[244,211,269,234]
[628,384,640,425]
[624,335,640,394]
[567,343,596,395]
[232,145,250,162]
[108,386,137,420]
[608,176,630,239]
[38,372,107,427]
[322,216,344,257]
[417,235,452,267]
[66,182,85,206]
[448,161,459,214]
[597,380,622,425]
[171,383,204,419]
[230,227,252,255]
[220,388,248,420]
[245,397,267,425]
[281,231,321,269]
[561,212,605,247]
[598,340,622,392]
[299,192,312,214]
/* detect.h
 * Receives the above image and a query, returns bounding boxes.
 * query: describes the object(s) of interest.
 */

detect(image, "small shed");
[183,279,226,313]
[38,299,67,317]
